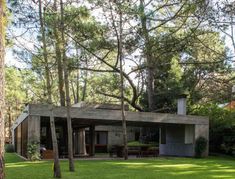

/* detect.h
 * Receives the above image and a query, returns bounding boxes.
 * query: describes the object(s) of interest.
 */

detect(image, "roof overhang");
[12,104,209,130]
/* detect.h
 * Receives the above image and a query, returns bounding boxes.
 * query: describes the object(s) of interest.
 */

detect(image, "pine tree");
[0,1,6,178]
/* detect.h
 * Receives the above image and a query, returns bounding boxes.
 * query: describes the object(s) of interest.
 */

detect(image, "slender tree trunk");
[75,45,80,103]
[8,107,11,144]
[49,106,61,178]
[76,51,87,157]
[53,0,65,107]
[81,58,88,102]
[71,79,76,103]
[63,45,75,172]
[60,0,75,171]
[118,6,128,160]
[0,1,5,178]
[39,1,61,177]
[140,0,155,112]
[76,71,79,103]
[81,76,87,102]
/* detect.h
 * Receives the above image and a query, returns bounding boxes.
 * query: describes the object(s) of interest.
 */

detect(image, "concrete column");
[78,128,87,156]
[177,98,186,115]
[27,115,40,153]
[89,125,95,156]
[195,124,209,157]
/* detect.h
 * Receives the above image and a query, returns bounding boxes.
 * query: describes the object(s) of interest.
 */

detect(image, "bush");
[195,136,208,158]
[191,104,235,155]
[27,141,40,161]
[5,144,15,153]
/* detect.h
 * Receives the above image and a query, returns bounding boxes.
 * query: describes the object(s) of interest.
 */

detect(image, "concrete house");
[12,98,209,159]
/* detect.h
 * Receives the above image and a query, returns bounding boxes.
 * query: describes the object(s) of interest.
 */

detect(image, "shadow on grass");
[102,157,235,179]
[5,153,235,179]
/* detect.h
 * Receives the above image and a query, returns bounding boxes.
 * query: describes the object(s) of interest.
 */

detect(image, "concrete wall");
[14,115,40,158]
[160,143,194,156]
[185,125,194,144]
[159,124,195,157]
[28,104,209,125]
[27,115,40,155]
[195,124,209,156]
[95,125,140,146]
[160,123,209,157]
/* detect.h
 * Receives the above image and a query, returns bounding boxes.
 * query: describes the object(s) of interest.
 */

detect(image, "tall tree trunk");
[76,49,87,157]
[81,58,88,102]
[8,107,11,144]
[118,5,128,160]
[75,45,80,103]
[53,0,65,107]
[140,0,155,112]
[71,79,76,103]
[0,1,5,178]
[49,106,61,178]
[60,0,75,171]
[39,1,61,177]
[81,76,87,102]
[76,71,79,103]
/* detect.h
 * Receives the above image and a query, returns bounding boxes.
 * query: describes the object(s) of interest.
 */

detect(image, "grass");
[5,153,235,179]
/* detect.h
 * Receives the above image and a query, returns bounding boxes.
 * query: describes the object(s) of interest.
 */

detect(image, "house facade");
[12,102,209,159]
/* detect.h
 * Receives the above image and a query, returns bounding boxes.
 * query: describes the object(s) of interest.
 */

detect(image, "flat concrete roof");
[12,104,209,130]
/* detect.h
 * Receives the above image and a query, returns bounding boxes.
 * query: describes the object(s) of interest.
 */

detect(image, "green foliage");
[195,136,208,158]
[191,104,235,155]
[127,141,157,147]
[5,144,15,153]
[8,0,233,115]
[5,67,26,104]
[5,67,29,131]
[27,141,40,161]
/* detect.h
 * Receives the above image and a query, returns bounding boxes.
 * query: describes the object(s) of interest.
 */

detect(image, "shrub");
[195,136,208,158]
[5,144,15,153]
[191,104,235,155]
[27,141,40,161]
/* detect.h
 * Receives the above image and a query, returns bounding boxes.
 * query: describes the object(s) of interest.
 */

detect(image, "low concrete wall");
[160,143,194,156]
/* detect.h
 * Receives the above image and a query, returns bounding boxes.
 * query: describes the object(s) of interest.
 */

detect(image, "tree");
[39,0,61,177]
[0,0,6,178]
[207,0,235,57]
[52,0,65,107]
[116,0,128,160]
[206,1,235,93]
[60,0,75,172]
[139,0,155,111]
[5,67,26,143]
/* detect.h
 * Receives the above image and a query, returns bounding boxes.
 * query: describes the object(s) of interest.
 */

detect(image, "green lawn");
[5,153,235,179]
